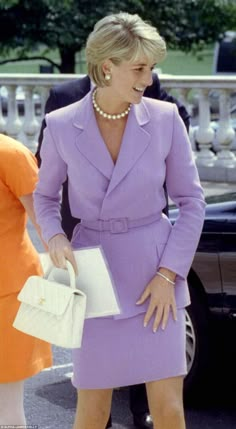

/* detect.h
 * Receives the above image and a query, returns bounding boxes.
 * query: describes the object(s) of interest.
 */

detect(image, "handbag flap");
[17,276,84,316]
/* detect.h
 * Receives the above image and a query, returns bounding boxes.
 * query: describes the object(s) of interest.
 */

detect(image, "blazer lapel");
[106,101,151,197]
[73,91,114,180]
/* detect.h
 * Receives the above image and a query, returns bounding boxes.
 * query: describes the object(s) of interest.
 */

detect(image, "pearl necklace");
[92,89,131,120]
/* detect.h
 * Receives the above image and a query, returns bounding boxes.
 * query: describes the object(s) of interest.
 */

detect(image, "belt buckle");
[109,218,128,234]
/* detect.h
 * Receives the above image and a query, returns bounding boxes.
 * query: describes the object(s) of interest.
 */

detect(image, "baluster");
[230,94,236,153]
[215,90,236,166]
[5,85,22,140]
[189,125,197,152]
[178,88,196,151]
[22,86,40,152]
[178,88,190,114]
[39,86,49,121]
[195,89,216,167]
[178,88,191,123]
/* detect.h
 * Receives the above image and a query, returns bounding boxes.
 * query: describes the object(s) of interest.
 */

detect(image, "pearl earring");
[105,74,111,81]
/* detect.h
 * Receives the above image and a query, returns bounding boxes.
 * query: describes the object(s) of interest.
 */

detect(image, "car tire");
[184,283,210,401]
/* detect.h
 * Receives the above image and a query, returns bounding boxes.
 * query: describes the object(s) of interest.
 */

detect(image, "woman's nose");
[143,70,153,87]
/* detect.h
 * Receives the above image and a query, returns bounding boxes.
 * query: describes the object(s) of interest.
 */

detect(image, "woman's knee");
[146,377,184,418]
[73,388,112,429]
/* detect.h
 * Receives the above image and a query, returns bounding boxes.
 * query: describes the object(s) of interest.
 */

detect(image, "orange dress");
[0,134,52,382]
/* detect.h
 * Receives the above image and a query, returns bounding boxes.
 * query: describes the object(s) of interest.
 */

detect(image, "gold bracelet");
[156,271,175,285]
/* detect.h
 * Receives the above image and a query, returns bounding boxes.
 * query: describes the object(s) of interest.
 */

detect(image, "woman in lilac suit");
[34,12,205,429]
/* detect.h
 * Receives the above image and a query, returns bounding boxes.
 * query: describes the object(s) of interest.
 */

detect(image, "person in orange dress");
[0,134,52,425]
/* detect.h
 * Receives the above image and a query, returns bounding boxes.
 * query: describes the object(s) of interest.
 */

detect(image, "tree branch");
[0,55,60,70]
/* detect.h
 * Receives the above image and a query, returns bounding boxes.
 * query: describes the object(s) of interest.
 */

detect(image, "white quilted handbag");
[13,260,87,348]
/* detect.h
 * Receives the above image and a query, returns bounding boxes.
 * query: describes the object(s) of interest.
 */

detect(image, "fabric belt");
[80,213,161,234]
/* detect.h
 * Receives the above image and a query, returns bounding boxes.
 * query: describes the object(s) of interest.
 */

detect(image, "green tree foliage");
[0,0,143,72]
[0,0,235,73]
[144,0,236,54]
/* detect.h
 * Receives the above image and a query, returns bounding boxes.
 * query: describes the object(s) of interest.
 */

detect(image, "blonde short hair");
[85,12,166,87]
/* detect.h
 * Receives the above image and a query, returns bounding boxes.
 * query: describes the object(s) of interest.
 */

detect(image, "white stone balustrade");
[195,88,216,167]
[0,73,236,182]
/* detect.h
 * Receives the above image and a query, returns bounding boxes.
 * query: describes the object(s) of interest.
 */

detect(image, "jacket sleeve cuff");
[43,224,66,244]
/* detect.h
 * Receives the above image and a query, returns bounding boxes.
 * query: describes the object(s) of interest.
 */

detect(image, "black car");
[169,193,236,396]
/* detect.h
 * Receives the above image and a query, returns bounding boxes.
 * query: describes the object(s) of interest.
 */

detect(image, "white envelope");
[39,246,121,319]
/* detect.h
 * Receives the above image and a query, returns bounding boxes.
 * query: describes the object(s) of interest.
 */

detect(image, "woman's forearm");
[19,193,48,250]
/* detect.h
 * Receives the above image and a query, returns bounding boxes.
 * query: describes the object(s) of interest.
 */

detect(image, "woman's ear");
[102,60,113,83]
[102,60,113,75]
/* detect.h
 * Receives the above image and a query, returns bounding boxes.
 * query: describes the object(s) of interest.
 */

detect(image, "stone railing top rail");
[0,73,236,90]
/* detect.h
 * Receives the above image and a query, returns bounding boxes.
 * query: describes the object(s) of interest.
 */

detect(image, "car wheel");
[185,308,196,375]
[184,283,210,400]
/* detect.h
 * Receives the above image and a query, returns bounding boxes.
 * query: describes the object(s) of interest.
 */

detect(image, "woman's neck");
[95,87,130,115]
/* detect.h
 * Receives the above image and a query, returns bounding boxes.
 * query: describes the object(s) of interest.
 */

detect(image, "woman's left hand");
[136,275,177,332]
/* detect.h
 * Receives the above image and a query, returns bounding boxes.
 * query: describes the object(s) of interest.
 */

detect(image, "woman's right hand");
[48,233,78,274]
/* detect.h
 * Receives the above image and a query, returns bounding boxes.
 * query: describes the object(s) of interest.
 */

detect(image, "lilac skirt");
[72,310,187,389]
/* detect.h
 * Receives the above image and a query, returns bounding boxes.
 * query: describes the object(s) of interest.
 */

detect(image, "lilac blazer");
[34,91,206,319]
